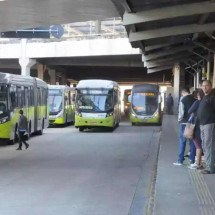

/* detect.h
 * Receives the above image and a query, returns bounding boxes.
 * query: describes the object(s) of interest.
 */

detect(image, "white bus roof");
[48,85,74,90]
[77,79,118,89]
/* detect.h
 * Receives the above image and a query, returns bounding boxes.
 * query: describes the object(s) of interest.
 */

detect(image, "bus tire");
[38,120,44,135]
[26,122,31,140]
[65,115,68,125]
[132,123,135,126]
[79,127,84,132]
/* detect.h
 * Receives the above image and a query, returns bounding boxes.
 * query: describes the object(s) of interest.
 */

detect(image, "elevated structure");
[0,0,118,31]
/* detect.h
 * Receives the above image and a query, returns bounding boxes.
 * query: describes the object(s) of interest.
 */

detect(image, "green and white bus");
[130,84,162,125]
[75,79,121,132]
[48,85,75,125]
[0,72,48,144]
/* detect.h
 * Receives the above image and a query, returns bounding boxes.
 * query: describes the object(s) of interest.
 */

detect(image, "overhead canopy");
[112,0,215,73]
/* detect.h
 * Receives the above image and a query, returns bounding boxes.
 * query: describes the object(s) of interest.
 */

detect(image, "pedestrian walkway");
[153,115,215,215]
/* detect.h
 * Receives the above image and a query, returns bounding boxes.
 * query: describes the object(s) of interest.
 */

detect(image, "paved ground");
[0,121,161,215]
[154,115,215,215]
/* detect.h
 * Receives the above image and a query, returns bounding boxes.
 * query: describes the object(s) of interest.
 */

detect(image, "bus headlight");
[106,112,113,117]
[0,116,8,124]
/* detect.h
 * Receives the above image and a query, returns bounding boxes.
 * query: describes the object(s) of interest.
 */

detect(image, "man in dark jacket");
[197,80,215,174]
[166,93,174,114]
[173,87,196,165]
[16,110,29,150]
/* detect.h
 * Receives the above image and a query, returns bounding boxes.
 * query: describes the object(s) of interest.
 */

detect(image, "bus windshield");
[132,92,158,115]
[0,84,8,115]
[76,94,113,112]
[48,89,63,114]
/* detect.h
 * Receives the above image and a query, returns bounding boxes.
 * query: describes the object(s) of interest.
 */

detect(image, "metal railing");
[0,17,127,44]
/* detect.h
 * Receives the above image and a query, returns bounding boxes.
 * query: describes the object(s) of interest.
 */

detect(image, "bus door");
[37,87,42,130]
[24,87,29,120]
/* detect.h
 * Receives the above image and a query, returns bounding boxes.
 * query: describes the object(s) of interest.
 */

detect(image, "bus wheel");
[26,123,31,140]
[132,123,135,126]
[79,127,84,132]
[38,120,44,135]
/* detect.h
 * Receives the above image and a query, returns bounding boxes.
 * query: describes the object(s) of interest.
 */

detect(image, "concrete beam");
[123,1,215,25]
[146,62,175,69]
[147,66,172,73]
[129,23,215,42]
[142,46,193,61]
[144,54,191,67]
[144,42,181,52]
[122,0,132,13]
[192,13,210,40]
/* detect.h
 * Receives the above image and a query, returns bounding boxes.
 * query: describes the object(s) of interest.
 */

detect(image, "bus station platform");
[153,115,215,215]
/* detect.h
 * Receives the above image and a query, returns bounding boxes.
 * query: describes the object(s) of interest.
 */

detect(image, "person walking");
[16,110,29,150]
[188,89,204,169]
[197,80,215,174]
[173,87,196,166]
[166,93,174,114]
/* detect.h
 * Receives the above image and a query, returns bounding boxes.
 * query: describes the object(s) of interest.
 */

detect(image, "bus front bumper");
[0,121,11,139]
[49,117,65,125]
[75,115,114,128]
[130,113,160,124]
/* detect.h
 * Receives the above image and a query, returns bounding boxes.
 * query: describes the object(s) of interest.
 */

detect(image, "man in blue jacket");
[173,87,196,166]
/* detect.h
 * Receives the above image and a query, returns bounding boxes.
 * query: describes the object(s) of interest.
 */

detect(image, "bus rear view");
[130,84,161,125]
[75,79,121,132]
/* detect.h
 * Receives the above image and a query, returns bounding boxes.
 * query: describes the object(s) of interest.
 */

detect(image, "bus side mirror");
[128,95,131,102]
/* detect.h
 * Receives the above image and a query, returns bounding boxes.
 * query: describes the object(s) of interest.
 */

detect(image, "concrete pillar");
[213,54,215,88]
[196,70,200,88]
[48,69,56,85]
[95,20,101,35]
[37,63,44,80]
[207,60,211,81]
[61,73,66,85]
[173,64,180,114]
[193,73,197,89]
[19,58,36,76]
[19,39,36,76]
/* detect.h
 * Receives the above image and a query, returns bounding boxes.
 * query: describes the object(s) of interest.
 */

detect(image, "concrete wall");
[0,38,140,59]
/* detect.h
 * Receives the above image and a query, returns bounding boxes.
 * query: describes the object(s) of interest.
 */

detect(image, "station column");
[19,58,36,76]
[173,63,185,114]
[19,39,36,76]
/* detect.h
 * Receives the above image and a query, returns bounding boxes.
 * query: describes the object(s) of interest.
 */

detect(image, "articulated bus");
[48,85,75,125]
[75,79,121,132]
[130,84,162,125]
[123,89,131,116]
[0,72,48,144]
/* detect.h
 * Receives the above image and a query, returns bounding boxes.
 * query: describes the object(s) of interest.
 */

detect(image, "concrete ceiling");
[0,0,119,31]
[112,0,215,74]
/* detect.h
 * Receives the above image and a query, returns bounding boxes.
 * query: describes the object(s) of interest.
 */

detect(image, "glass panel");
[76,94,113,112]
[132,92,158,115]
[0,84,8,114]
[48,89,63,114]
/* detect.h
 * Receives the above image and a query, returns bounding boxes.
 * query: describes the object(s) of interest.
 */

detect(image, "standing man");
[173,87,196,166]
[16,110,29,150]
[166,93,174,114]
[197,80,215,174]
